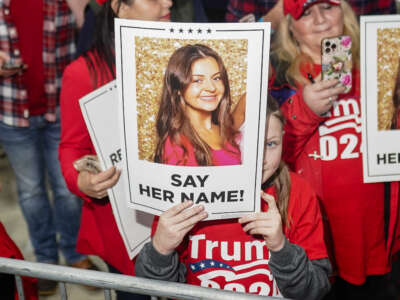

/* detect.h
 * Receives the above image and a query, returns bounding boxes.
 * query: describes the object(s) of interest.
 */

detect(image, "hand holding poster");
[115,20,270,219]
[361,15,400,182]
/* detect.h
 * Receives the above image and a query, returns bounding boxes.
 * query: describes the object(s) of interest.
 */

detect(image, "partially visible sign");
[80,81,152,259]
[361,16,400,182]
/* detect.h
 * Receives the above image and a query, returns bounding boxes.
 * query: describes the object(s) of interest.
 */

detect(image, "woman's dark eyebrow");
[192,72,221,77]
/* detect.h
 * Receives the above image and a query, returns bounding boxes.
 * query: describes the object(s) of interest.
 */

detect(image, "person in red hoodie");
[135,96,332,300]
[269,0,400,299]
[59,0,172,299]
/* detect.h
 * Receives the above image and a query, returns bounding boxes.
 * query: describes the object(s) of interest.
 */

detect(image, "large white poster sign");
[79,81,151,259]
[361,16,400,182]
[115,20,270,219]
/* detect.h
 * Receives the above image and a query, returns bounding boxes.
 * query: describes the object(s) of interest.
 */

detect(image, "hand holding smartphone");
[321,35,352,93]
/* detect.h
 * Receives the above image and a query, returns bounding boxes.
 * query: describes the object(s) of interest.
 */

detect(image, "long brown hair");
[392,59,400,129]
[154,44,239,165]
[263,95,291,227]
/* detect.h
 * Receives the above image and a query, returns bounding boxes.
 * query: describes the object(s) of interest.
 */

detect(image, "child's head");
[262,95,291,227]
[262,95,284,184]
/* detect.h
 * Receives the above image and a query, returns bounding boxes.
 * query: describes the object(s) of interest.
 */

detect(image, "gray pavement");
[0,151,115,299]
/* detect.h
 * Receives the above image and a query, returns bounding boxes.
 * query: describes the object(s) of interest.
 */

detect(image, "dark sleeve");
[225,0,271,22]
[269,238,332,300]
[135,241,187,283]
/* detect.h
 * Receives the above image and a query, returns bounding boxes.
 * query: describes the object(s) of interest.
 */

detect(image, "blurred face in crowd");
[117,0,172,21]
[289,2,344,62]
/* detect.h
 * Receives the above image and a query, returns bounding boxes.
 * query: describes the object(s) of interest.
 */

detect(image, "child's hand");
[303,77,345,116]
[77,166,121,199]
[152,201,208,255]
[239,192,285,252]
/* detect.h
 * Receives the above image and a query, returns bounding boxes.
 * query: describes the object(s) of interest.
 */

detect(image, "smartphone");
[321,35,352,93]
[73,155,102,174]
[2,61,23,70]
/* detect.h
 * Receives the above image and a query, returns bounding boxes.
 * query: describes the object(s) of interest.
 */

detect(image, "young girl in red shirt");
[135,96,332,300]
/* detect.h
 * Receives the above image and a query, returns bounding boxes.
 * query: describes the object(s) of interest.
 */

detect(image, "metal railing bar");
[15,275,25,300]
[104,288,112,300]
[59,282,68,300]
[0,257,287,300]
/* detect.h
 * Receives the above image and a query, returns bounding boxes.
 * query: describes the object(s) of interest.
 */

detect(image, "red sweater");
[59,54,135,275]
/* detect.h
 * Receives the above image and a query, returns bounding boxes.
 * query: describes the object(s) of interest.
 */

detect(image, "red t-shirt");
[152,172,328,296]
[10,0,45,115]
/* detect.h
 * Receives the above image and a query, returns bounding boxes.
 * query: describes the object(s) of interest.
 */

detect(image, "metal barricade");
[0,257,288,300]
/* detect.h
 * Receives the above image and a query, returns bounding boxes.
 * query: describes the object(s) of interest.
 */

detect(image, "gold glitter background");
[377,28,399,130]
[135,37,248,161]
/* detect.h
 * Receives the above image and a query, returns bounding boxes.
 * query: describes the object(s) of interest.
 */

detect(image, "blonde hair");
[264,95,291,227]
[272,0,360,87]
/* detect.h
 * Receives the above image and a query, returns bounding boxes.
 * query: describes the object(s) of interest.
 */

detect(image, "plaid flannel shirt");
[350,0,396,15]
[0,0,76,127]
[226,0,274,22]
[225,0,396,22]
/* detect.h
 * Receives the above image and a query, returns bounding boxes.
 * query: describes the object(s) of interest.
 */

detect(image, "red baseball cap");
[96,0,108,5]
[284,0,341,20]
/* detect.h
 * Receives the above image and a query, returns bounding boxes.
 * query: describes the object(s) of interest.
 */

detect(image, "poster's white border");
[115,20,270,218]
[361,15,400,183]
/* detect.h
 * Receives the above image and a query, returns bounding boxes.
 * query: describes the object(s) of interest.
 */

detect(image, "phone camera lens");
[332,44,337,49]
[325,48,331,53]
[325,41,331,47]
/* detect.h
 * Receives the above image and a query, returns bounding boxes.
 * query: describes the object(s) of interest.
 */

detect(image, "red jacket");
[273,66,400,285]
[0,222,38,300]
[59,54,135,275]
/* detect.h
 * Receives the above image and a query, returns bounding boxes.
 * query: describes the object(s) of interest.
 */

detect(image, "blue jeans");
[0,111,85,264]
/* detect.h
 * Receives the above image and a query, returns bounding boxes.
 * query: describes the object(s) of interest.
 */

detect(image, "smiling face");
[289,2,344,61]
[262,115,283,184]
[182,57,225,115]
[117,0,172,21]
